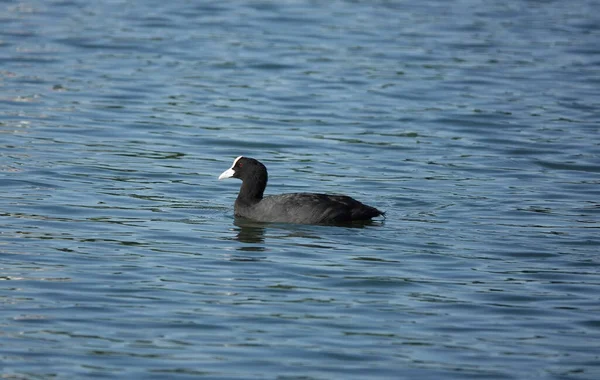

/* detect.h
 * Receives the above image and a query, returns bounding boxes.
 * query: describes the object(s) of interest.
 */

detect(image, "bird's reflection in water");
[226,218,268,262]
[234,217,266,246]
[229,216,384,261]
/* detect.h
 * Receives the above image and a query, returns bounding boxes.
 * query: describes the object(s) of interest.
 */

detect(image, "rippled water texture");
[1,1,599,379]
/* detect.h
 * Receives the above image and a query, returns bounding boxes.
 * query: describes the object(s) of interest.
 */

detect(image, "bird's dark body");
[235,192,382,224]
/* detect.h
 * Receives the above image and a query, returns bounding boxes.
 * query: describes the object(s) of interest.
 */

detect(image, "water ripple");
[1,0,599,379]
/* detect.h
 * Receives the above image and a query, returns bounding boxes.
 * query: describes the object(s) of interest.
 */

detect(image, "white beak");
[218,156,244,180]
[218,168,235,180]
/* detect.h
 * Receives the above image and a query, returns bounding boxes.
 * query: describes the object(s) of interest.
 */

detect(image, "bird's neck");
[238,173,267,204]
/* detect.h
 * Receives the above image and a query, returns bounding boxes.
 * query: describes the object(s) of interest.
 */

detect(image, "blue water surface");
[1,1,599,379]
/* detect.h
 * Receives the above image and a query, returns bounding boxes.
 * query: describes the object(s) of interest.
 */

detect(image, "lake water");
[1,0,599,379]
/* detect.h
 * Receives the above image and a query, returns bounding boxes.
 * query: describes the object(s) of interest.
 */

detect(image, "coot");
[218,156,384,224]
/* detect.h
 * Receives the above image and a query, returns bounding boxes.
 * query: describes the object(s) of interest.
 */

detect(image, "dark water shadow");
[233,217,267,246]
[232,216,385,253]
[229,215,387,259]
